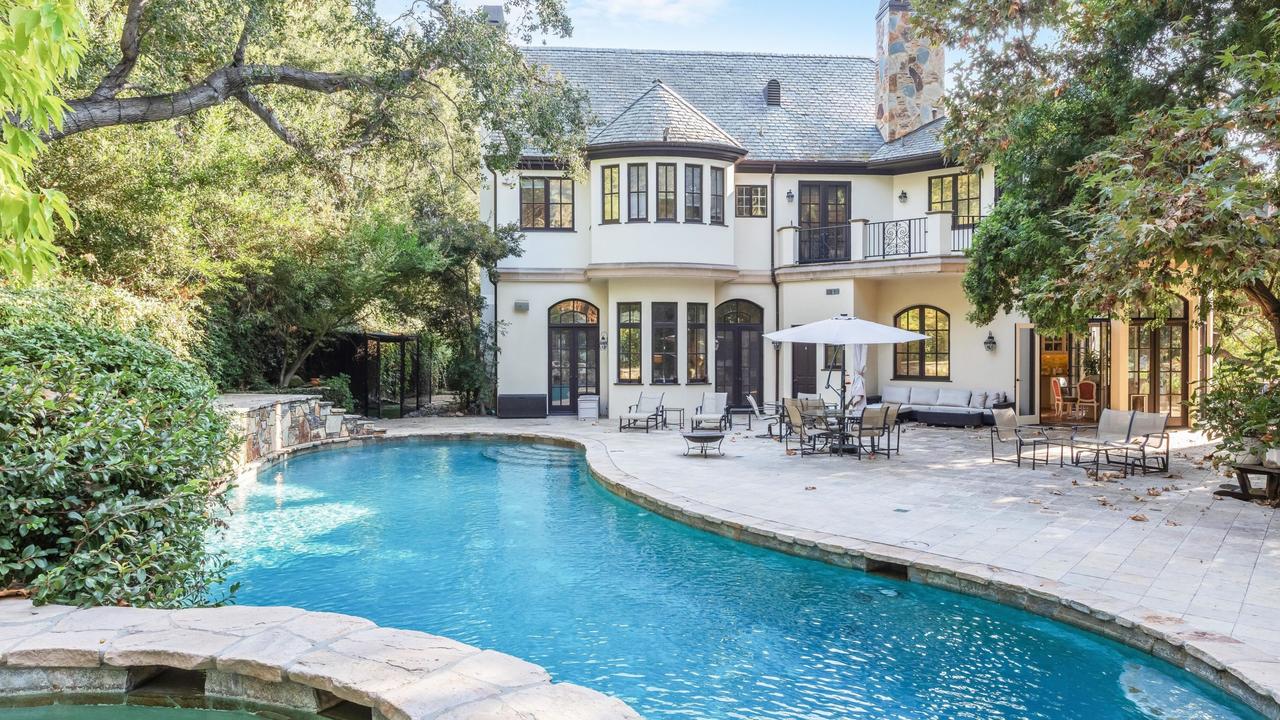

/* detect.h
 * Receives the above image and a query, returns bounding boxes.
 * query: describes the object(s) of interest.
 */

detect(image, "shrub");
[274,374,355,412]
[0,283,238,607]
[1194,348,1280,460]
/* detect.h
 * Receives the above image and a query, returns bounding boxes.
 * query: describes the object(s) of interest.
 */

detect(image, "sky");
[375,0,882,56]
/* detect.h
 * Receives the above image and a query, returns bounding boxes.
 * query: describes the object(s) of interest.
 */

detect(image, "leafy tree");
[914,0,1280,344]
[0,0,85,281]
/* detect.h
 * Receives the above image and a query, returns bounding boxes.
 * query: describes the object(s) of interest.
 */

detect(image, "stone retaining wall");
[0,600,639,720]
[218,393,383,468]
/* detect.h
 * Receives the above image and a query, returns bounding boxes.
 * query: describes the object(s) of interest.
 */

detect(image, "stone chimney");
[875,0,944,142]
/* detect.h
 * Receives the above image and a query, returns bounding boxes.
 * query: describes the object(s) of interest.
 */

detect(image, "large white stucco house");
[480,0,1204,427]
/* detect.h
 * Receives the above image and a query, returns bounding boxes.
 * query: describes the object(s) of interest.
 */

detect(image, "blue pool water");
[221,440,1256,719]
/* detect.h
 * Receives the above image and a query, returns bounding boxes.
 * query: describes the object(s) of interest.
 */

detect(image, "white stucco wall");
[495,281,608,400]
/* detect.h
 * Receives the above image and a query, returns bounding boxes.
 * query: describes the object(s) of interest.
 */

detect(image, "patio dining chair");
[851,405,890,458]
[619,391,664,433]
[1051,378,1075,418]
[747,395,782,440]
[783,401,831,456]
[881,401,903,456]
[991,407,1053,468]
[692,391,729,430]
[1070,408,1135,475]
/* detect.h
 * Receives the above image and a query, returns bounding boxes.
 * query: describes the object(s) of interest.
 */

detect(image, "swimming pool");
[221,440,1256,719]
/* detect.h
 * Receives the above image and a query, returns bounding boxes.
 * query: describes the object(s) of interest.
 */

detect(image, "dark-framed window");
[627,164,648,221]
[928,173,981,227]
[520,177,573,230]
[894,305,950,379]
[652,302,678,384]
[687,303,708,383]
[823,344,844,370]
[618,302,641,383]
[656,163,677,222]
[684,165,703,223]
[735,185,768,217]
[709,167,725,224]
[601,165,620,224]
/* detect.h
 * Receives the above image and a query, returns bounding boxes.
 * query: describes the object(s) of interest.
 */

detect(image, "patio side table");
[662,407,685,430]
[728,407,753,430]
[1214,464,1280,506]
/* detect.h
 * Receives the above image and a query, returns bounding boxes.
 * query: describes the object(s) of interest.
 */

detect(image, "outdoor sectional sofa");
[874,385,1013,427]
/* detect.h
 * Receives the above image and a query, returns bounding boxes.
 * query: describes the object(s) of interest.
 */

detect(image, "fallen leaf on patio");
[1165,472,1182,479]
[1132,496,1145,502]
[786,450,797,456]
[1028,499,1041,504]
[1050,489,1063,495]
[804,485,817,491]
[1146,487,1163,496]
[1129,514,1149,522]
[1165,519,1180,526]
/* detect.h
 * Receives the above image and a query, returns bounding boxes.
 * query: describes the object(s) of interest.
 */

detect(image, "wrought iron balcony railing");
[797,225,852,264]
[864,218,927,259]
[951,215,984,252]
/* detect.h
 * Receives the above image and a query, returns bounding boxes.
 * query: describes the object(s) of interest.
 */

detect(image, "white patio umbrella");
[765,314,928,414]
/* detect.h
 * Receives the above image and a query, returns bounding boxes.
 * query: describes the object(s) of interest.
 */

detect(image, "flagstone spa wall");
[217,393,383,468]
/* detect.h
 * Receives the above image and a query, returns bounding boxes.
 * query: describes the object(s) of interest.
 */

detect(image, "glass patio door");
[1128,299,1188,426]
[715,300,764,408]
[548,300,599,414]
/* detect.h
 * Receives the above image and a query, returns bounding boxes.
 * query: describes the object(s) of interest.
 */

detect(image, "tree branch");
[88,0,149,101]
[51,65,417,141]
[234,89,306,152]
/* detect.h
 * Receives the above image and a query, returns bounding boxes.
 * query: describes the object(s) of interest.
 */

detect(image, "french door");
[715,300,764,408]
[797,182,851,263]
[547,300,599,415]
[791,342,817,396]
[1128,323,1188,426]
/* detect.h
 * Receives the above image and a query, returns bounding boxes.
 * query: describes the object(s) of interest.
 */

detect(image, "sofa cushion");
[937,389,971,407]
[984,391,1005,408]
[882,385,910,404]
[968,391,988,408]
[909,387,940,406]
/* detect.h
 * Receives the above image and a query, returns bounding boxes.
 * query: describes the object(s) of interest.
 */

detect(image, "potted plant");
[1194,349,1280,466]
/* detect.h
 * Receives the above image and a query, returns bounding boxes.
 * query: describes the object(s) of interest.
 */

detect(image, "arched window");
[894,306,949,379]
[716,299,764,325]
[548,299,598,326]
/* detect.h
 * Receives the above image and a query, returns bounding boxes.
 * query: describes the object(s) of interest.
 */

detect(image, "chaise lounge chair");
[691,391,729,430]
[619,391,664,433]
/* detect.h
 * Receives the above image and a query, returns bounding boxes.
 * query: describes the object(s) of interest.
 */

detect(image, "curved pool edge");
[0,599,641,720]
[269,428,1280,720]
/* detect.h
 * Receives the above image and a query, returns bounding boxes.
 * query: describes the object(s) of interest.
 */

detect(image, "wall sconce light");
[600,333,608,350]
[984,331,997,352]
[898,190,908,204]
[771,340,782,351]
[786,190,795,203]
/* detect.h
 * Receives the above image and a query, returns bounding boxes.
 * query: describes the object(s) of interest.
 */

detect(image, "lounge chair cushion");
[620,411,656,420]
[968,391,988,408]
[938,389,971,407]
[882,385,911,404]
[909,387,940,406]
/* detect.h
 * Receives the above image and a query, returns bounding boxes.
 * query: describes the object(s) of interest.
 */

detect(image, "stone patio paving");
[378,415,1280,661]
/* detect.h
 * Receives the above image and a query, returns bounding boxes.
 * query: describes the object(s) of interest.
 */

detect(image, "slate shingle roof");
[869,116,947,164]
[524,46,942,163]
[590,80,744,151]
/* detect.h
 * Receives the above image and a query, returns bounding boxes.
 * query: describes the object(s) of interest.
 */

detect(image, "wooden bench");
[1213,464,1280,506]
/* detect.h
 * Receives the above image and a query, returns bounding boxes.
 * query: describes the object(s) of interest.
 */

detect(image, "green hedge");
[0,283,238,607]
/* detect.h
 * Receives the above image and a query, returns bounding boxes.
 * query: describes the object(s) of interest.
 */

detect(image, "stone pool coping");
[281,428,1280,720]
[0,600,640,720]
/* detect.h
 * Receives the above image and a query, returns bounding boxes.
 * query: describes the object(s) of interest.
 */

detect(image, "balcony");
[787,213,974,267]
[797,225,852,263]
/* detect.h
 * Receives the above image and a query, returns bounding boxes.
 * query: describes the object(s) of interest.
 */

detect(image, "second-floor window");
[656,163,677,221]
[709,167,725,224]
[618,302,641,383]
[520,177,573,230]
[928,173,981,227]
[602,165,620,224]
[685,165,703,223]
[735,185,768,217]
[652,302,678,384]
[687,303,707,383]
[628,164,648,221]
